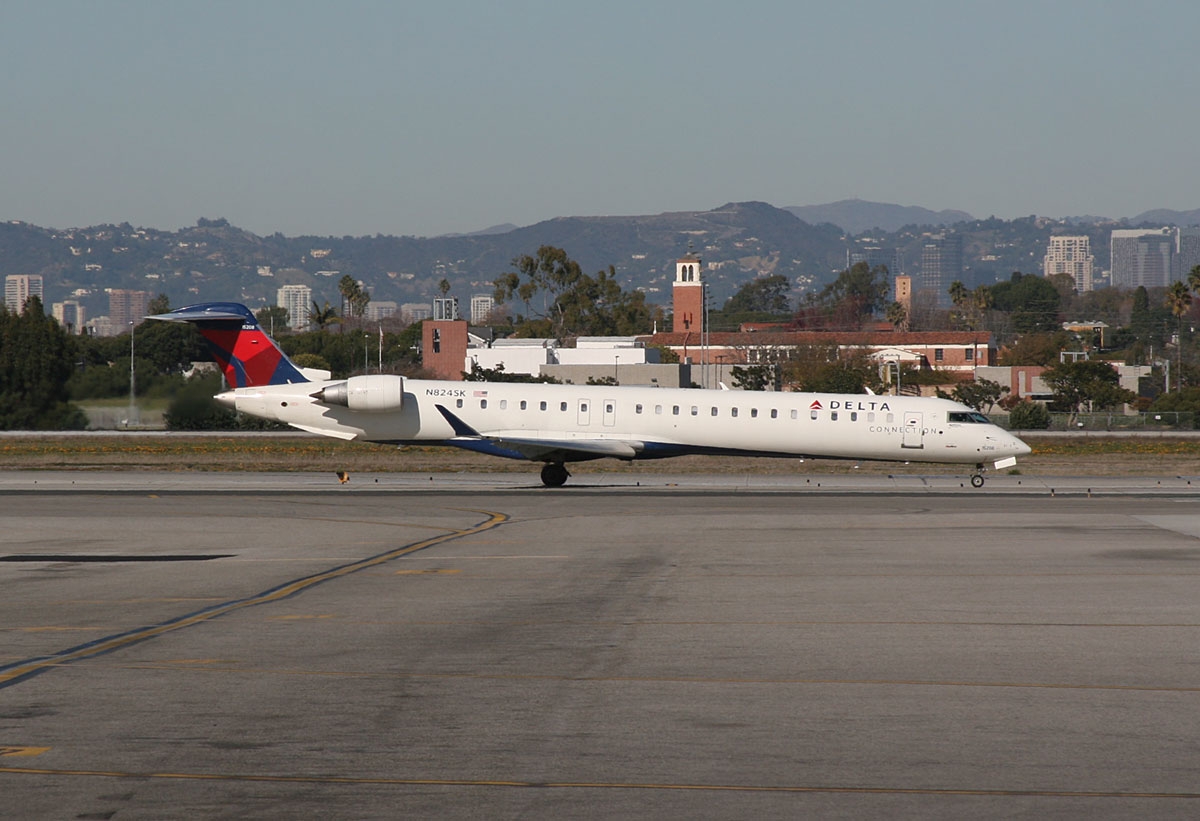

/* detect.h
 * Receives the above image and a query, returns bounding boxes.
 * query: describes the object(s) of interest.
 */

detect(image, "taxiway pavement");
[2,475,1199,818]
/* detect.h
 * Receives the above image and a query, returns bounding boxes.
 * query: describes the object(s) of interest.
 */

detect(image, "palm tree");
[1189,264,1200,296]
[1165,280,1192,392]
[885,301,908,332]
[307,300,340,331]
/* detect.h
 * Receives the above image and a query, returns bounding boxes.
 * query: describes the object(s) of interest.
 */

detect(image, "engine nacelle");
[314,375,405,412]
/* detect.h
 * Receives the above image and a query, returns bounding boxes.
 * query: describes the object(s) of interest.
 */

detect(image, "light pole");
[614,355,619,385]
[128,320,137,427]
[364,334,370,374]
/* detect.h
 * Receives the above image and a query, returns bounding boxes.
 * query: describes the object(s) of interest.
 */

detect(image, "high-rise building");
[1177,228,1200,282]
[1111,228,1175,289]
[919,233,962,301]
[52,300,87,333]
[848,246,903,276]
[5,274,43,313]
[108,289,151,329]
[470,294,495,324]
[1043,235,1095,292]
[277,284,312,331]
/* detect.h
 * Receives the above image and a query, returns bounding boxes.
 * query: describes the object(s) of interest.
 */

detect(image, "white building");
[401,303,432,324]
[52,300,86,333]
[276,284,312,332]
[366,301,398,322]
[1043,235,1095,292]
[467,336,662,383]
[470,294,495,324]
[5,274,43,313]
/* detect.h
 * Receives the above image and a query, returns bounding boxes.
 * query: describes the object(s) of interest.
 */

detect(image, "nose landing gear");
[970,463,986,488]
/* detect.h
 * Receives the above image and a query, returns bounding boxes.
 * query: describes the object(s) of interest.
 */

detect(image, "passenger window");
[691,406,698,416]
[560,402,567,411]
[770,409,778,419]
[540,401,547,411]
[790,409,798,420]
[456,399,463,408]
[750,408,758,418]
[831,411,839,421]
[581,402,588,412]
[711,407,718,417]
[886,413,894,423]
[520,400,527,410]
[655,405,663,415]
[635,404,643,414]
[867,412,875,422]
[499,400,507,410]
[672,405,680,415]
[605,403,613,413]
[731,407,738,418]
[810,410,818,420]
[480,399,487,409]
[850,411,857,421]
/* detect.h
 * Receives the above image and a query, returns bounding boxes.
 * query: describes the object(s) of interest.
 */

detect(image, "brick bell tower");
[672,250,705,334]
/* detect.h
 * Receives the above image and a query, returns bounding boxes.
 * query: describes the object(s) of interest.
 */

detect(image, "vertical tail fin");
[148,302,309,388]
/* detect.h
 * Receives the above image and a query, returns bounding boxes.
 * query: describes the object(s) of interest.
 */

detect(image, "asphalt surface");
[2,474,1200,819]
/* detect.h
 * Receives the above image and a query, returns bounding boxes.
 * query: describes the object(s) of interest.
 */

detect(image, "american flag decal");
[474,390,488,397]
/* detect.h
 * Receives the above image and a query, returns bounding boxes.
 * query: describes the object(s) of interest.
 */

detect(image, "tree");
[1166,280,1193,392]
[997,331,1073,366]
[885,301,908,331]
[338,275,369,323]
[730,364,774,391]
[792,262,890,330]
[1042,360,1136,419]
[722,275,790,315]
[147,293,171,315]
[949,378,1009,413]
[255,305,291,335]
[461,362,560,383]
[0,297,87,429]
[307,300,340,331]
[989,272,1061,333]
[493,246,652,340]
[1008,400,1050,430]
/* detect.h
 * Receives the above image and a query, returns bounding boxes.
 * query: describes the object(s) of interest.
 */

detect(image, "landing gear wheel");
[970,473,985,488]
[541,463,569,488]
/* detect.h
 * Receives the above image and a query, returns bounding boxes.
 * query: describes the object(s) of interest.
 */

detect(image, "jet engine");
[313,375,405,412]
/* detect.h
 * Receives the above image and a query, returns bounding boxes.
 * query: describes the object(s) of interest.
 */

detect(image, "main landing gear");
[540,463,570,488]
[970,464,986,488]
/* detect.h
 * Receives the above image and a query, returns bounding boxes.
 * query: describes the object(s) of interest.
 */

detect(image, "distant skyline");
[3,1,1199,238]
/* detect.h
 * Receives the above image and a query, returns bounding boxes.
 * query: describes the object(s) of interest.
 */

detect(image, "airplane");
[150,302,1032,488]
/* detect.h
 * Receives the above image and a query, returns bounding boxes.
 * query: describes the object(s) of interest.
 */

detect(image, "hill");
[784,199,974,234]
[1127,208,1200,227]
[0,203,847,319]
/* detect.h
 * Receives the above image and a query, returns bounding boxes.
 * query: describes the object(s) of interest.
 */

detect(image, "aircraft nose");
[1009,433,1032,457]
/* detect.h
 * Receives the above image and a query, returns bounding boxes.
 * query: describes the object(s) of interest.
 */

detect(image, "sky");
[3,0,1198,238]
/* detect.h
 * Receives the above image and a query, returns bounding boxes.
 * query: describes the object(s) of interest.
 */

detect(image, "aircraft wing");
[434,404,642,462]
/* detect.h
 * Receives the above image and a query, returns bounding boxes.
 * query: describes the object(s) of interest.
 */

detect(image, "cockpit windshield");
[948,411,992,424]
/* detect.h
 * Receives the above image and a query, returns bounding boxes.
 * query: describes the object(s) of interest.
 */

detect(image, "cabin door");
[577,399,592,426]
[602,399,616,427]
[901,411,924,449]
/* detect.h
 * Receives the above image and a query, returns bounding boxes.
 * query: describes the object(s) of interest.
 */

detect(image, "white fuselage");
[219,377,1031,467]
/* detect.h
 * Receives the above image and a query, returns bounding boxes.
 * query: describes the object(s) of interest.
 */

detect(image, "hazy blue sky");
[3,1,1197,237]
